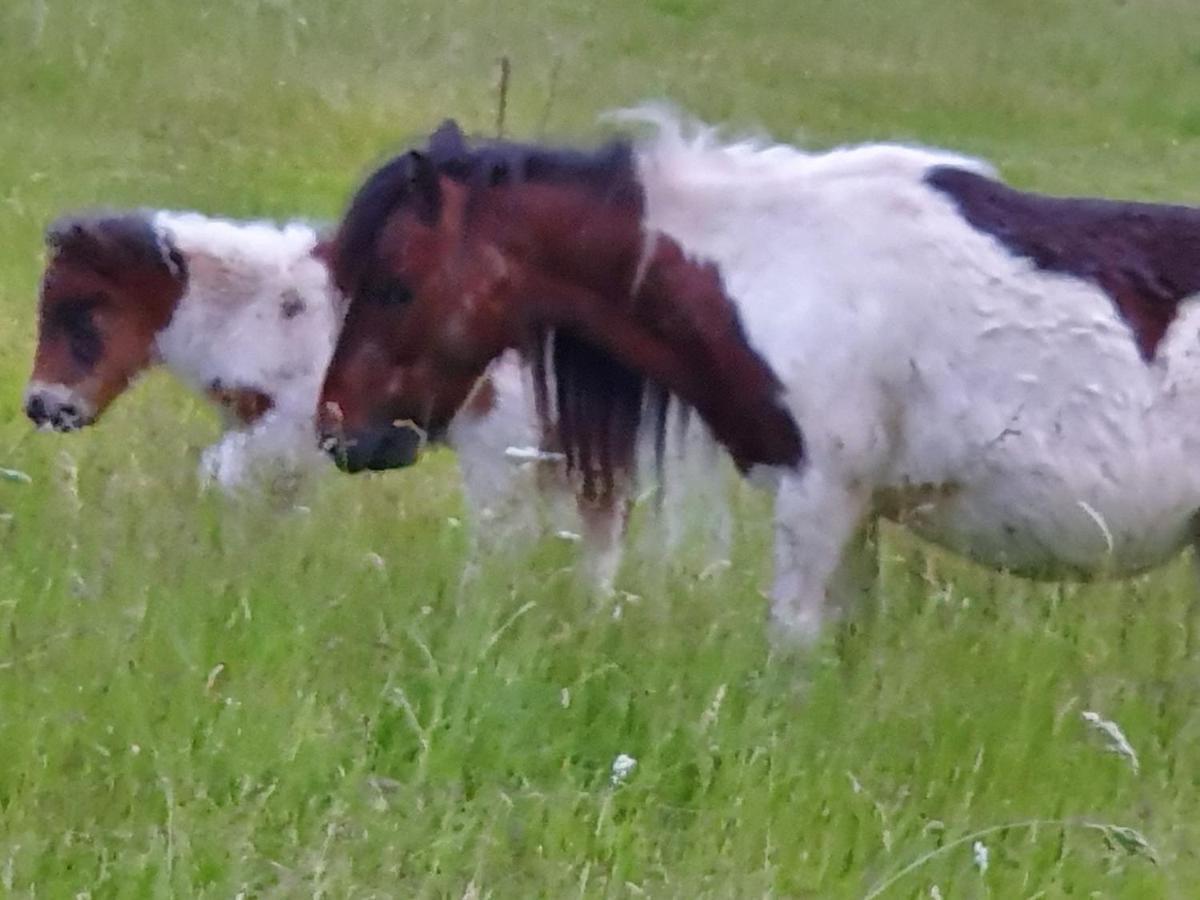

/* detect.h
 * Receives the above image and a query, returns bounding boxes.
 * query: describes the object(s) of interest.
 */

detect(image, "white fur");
[151,211,344,493]
[624,108,1200,641]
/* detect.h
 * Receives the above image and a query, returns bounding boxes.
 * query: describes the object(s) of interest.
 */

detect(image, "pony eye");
[366,278,413,306]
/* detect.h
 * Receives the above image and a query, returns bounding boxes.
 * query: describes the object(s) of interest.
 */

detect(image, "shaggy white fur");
[620,107,1200,642]
[151,212,344,493]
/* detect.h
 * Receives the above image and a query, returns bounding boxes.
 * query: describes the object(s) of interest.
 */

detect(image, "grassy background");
[2,0,1200,895]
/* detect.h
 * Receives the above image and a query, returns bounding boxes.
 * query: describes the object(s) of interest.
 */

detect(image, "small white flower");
[130,744,141,756]
[611,753,637,786]
[555,530,583,543]
[972,840,988,874]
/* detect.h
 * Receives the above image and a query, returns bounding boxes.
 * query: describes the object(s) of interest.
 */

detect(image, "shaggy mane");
[336,125,658,502]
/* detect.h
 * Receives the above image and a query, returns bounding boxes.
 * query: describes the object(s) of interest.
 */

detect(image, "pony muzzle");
[23,382,95,432]
[325,421,426,473]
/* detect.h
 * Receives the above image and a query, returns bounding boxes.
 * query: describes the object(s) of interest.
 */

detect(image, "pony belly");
[892,477,1196,579]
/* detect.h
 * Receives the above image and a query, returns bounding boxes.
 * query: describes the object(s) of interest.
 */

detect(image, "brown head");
[25,213,187,431]
[320,121,803,490]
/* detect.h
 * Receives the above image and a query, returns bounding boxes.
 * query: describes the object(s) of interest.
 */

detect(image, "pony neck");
[490,185,803,472]
[150,211,337,422]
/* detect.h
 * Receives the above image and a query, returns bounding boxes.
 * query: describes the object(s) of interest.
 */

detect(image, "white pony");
[626,109,1200,640]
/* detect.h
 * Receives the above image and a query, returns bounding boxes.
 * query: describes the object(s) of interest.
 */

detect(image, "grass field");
[3,0,1200,895]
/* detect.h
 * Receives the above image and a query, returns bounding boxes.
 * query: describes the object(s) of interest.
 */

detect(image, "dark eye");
[48,296,104,369]
[364,276,413,306]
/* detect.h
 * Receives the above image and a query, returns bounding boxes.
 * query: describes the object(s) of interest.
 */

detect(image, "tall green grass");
[2,0,1200,894]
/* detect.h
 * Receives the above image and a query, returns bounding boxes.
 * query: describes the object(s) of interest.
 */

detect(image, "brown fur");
[31,214,187,418]
[929,166,1200,361]
[206,380,275,424]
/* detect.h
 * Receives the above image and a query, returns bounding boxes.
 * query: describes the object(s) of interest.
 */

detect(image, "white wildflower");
[555,530,582,543]
[1081,710,1140,773]
[611,753,637,786]
[929,887,943,900]
[972,840,988,874]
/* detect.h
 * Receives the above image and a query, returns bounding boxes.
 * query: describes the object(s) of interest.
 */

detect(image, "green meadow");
[2,0,1200,895]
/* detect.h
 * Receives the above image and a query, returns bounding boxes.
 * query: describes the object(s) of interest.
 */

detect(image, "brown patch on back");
[207,380,275,424]
[928,166,1200,361]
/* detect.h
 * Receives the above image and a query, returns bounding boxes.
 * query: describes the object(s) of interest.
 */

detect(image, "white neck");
[150,211,345,423]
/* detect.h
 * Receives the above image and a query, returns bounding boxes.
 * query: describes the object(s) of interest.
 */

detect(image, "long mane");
[336,126,663,503]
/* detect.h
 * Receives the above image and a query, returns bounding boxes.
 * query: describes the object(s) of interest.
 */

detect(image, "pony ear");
[405,151,442,226]
[428,119,468,160]
[45,218,95,257]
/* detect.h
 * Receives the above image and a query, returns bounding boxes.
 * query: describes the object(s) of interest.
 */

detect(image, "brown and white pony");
[24,209,726,579]
[25,212,344,493]
[319,109,1200,644]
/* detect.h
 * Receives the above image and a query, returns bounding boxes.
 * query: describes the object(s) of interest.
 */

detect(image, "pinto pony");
[320,109,1200,643]
[24,212,344,491]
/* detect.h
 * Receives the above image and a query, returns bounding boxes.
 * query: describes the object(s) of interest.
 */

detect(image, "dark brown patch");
[280,289,305,319]
[928,166,1200,361]
[207,380,275,424]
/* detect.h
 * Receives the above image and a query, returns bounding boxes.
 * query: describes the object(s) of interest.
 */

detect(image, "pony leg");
[578,495,629,595]
[769,469,873,645]
[198,415,319,503]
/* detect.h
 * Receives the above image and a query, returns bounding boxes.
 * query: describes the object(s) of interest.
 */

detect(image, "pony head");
[319,120,803,492]
[25,213,187,431]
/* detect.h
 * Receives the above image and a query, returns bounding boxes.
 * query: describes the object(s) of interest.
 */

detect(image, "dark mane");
[46,211,185,282]
[338,122,657,502]
[334,122,638,295]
